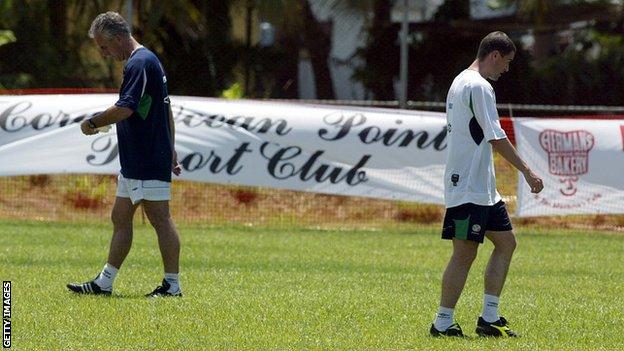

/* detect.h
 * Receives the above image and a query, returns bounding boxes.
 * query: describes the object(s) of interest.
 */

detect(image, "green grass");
[0,221,622,350]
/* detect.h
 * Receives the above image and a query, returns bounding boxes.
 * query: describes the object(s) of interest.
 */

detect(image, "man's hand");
[523,169,544,193]
[172,150,182,176]
[80,120,98,135]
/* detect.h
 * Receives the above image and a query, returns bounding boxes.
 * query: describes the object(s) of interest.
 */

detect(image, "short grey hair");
[88,11,131,39]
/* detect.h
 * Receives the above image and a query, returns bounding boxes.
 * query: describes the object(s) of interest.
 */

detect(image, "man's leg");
[433,238,479,332]
[107,196,140,268]
[142,200,179,273]
[480,230,516,323]
[440,238,479,308]
[474,230,518,337]
[142,200,182,296]
[483,230,516,297]
[67,196,138,294]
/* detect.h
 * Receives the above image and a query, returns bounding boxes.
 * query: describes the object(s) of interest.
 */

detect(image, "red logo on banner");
[539,129,594,196]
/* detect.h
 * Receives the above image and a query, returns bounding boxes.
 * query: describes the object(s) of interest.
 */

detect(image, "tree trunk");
[366,0,395,100]
[531,29,556,68]
[47,0,67,62]
[300,0,335,99]
[274,36,300,99]
[202,0,233,94]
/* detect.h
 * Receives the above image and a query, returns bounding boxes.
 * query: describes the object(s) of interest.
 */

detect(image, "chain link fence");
[1,155,622,231]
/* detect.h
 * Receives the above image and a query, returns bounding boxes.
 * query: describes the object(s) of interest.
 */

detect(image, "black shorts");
[441,201,513,243]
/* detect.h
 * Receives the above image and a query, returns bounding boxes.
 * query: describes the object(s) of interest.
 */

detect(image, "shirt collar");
[129,45,144,58]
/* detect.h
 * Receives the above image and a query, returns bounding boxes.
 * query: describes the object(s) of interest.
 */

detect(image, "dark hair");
[477,31,516,60]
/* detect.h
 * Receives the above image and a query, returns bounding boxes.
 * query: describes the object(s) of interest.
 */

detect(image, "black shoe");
[476,316,518,337]
[67,279,111,296]
[145,279,182,298]
[430,323,465,337]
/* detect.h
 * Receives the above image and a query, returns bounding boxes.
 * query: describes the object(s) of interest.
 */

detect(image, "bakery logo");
[539,129,594,196]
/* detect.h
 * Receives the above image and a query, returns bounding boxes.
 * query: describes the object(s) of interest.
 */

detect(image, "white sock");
[433,306,455,331]
[482,294,500,323]
[164,273,180,293]
[94,263,118,291]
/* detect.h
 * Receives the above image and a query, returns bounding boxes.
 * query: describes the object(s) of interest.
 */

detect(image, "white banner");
[514,118,624,217]
[0,95,448,203]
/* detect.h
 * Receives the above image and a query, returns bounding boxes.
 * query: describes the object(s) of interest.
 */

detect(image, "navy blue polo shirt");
[114,47,173,182]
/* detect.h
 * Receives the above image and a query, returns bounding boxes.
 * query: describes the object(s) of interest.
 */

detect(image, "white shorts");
[115,174,171,204]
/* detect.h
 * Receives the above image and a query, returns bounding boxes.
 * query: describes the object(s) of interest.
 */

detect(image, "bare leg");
[483,230,517,296]
[440,238,479,308]
[142,200,180,273]
[107,197,140,268]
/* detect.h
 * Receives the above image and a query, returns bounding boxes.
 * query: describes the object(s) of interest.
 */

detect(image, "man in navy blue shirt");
[68,11,183,297]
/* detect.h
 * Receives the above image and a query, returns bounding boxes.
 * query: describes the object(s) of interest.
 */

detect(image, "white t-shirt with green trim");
[444,69,507,208]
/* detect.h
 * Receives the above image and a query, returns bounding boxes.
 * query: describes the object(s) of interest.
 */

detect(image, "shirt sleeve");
[115,60,147,111]
[469,82,507,142]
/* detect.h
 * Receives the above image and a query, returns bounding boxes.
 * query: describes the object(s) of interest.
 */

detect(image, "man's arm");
[80,105,133,135]
[169,104,181,176]
[168,104,175,149]
[490,137,544,193]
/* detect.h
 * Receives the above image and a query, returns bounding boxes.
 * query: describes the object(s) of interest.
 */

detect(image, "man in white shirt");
[430,31,543,337]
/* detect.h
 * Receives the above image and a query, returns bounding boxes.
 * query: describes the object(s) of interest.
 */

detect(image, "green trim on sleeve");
[137,94,152,120]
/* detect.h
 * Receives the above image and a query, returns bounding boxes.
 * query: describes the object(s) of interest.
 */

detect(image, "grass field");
[0,220,622,350]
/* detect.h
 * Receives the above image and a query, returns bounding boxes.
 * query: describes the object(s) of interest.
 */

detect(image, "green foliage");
[351,0,624,106]
[529,27,624,105]
[353,0,480,101]
[137,0,241,96]
[0,1,111,89]
[0,221,622,350]
[407,0,477,102]
[0,30,16,47]
[221,83,244,99]
[0,1,242,94]
[352,0,397,100]
[1,0,624,103]
[492,23,624,106]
